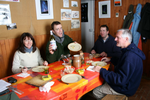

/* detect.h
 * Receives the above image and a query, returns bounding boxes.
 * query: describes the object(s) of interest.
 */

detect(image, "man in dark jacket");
[93,29,146,99]
[91,25,121,58]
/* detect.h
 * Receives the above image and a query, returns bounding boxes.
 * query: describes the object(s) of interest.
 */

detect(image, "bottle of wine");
[50,30,57,51]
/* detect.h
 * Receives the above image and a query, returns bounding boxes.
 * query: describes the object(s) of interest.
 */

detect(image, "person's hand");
[93,66,102,72]
[49,44,54,54]
[43,61,48,66]
[91,50,96,54]
[21,67,28,73]
[101,57,110,62]
[100,52,107,57]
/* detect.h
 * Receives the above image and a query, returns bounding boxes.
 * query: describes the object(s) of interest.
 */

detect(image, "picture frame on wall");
[35,0,54,20]
[99,1,111,18]
[114,0,122,6]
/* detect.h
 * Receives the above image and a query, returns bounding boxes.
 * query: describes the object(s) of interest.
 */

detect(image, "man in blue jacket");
[93,29,146,99]
[91,25,121,58]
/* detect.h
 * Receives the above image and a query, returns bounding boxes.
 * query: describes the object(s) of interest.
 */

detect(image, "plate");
[32,66,49,72]
[68,43,82,51]
[61,74,82,83]
[91,61,107,67]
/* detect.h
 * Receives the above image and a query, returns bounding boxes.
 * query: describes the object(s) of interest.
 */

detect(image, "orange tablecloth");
[2,53,110,100]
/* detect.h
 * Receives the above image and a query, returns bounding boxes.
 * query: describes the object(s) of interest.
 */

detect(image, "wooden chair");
[102,94,128,100]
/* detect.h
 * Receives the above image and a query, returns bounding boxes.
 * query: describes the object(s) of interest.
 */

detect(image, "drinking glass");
[60,70,65,77]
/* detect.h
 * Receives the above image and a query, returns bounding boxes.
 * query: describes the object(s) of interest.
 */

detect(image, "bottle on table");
[50,30,57,51]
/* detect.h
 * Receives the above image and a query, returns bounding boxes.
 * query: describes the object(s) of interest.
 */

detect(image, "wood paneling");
[0,31,81,78]
[95,0,150,77]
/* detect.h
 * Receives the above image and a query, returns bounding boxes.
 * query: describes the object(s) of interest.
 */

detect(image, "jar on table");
[73,55,81,68]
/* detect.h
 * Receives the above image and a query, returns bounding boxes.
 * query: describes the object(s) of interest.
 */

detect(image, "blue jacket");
[92,34,121,58]
[131,4,142,46]
[100,43,146,96]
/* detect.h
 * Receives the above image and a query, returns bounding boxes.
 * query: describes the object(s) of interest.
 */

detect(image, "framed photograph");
[114,0,122,6]
[99,1,111,18]
[35,0,54,20]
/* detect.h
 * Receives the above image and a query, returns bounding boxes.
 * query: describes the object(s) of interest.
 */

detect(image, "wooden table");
[2,53,109,100]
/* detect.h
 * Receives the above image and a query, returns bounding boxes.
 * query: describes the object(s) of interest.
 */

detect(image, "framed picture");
[114,0,122,6]
[99,1,111,18]
[35,0,54,20]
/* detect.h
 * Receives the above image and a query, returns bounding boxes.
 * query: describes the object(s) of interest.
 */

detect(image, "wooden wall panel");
[95,0,150,77]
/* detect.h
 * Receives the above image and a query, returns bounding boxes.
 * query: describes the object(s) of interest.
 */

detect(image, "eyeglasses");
[23,39,32,42]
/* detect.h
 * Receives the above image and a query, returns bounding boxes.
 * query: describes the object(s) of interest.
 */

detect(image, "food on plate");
[92,61,107,67]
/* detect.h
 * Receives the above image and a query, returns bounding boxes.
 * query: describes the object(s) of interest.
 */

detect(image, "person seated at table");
[91,25,121,58]
[46,21,74,63]
[93,29,146,99]
[12,32,48,74]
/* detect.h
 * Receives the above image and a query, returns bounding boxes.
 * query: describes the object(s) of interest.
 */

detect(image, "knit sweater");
[100,43,146,96]
[92,34,122,58]
[46,34,73,63]
[12,47,44,74]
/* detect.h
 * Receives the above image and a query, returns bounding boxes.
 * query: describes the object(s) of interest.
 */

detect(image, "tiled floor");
[128,76,150,100]
[80,76,150,100]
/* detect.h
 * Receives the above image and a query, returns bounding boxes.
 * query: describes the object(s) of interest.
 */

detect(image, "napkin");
[86,66,95,72]
[17,73,30,78]
[39,81,54,92]
[0,80,11,92]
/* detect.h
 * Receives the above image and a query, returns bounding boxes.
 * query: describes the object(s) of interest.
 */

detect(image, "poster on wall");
[61,9,72,20]
[72,11,79,18]
[81,3,88,22]
[114,0,122,6]
[63,0,69,7]
[99,1,111,18]
[0,4,12,25]
[6,23,17,30]
[71,1,78,7]
[0,0,19,2]
[35,0,54,20]
[71,20,80,29]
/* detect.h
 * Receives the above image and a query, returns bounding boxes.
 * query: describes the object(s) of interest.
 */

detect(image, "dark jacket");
[122,4,134,29]
[92,34,121,58]
[100,43,146,96]
[137,3,150,41]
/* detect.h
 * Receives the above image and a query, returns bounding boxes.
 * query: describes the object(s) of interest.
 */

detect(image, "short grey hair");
[117,29,132,43]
